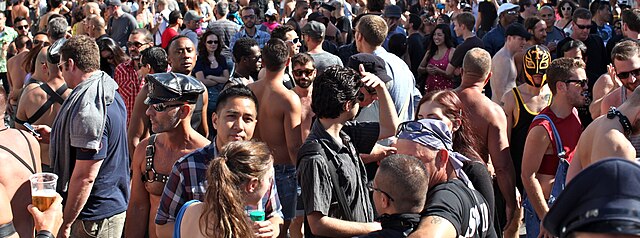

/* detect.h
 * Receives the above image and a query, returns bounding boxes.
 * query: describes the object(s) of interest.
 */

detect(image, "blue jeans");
[523,158,569,238]
[275,164,297,220]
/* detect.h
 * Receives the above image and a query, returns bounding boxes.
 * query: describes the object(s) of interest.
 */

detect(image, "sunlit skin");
[212,97,258,147]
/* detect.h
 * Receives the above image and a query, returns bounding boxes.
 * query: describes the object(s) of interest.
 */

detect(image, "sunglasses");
[563,79,588,87]
[616,67,640,79]
[57,61,69,71]
[292,68,314,77]
[127,41,145,48]
[33,40,50,46]
[367,182,395,201]
[286,38,301,44]
[561,6,572,11]
[541,13,554,18]
[575,23,592,29]
[506,10,518,15]
[15,25,28,30]
[396,120,451,150]
[150,102,184,112]
[206,40,219,45]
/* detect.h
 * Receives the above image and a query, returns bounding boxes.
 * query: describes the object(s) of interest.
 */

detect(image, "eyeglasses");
[563,79,588,87]
[286,38,301,44]
[57,61,69,71]
[616,67,640,79]
[292,68,314,77]
[396,120,451,150]
[575,23,592,29]
[150,102,185,112]
[127,41,145,48]
[15,25,28,30]
[206,40,219,45]
[561,6,572,11]
[367,182,395,201]
[242,14,256,20]
[506,10,518,15]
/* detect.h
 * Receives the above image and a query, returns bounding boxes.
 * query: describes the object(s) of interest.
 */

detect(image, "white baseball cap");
[497,3,520,16]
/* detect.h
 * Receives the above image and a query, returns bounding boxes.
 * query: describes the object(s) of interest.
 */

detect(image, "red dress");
[425,48,453,93]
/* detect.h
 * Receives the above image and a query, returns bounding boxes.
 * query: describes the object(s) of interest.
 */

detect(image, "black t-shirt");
[407,33,426,78]
[557,35,608,90]
[422,179,495,238]
[336,16,353,44]
[450,36,484,68]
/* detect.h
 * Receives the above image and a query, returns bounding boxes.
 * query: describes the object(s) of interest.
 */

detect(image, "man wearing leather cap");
[15,39,71,172]
[125,72,210,238]
[543,158,640,238]
[396,119,495,238]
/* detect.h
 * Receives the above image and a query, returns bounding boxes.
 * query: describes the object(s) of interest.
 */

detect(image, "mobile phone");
[23,122,41,138]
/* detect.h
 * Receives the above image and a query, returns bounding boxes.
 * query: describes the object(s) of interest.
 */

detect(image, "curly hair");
[200,141,273,238]
[311,65,363,119]
[60,35,101,73]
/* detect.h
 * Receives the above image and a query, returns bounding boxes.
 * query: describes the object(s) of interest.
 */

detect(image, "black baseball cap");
[347,53,392,83]
[505,22,532,40]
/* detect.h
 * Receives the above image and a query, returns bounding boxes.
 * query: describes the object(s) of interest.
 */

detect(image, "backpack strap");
[533,114,566,159]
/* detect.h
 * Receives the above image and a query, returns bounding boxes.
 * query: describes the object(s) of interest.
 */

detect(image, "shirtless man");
[455,48,517,231]
[599,41,640,123]
[248,38,303,235]
[491,23,530,103]
[6,35,31,111]
[11,0,29,25]
[125,73,209,238]
[291,53,316,140]
[521,58,587,238]
[567,87,640,184]
[15,41,70,172]
[0,88,42,237]
[127,47,168,158]
[500,45,552,237]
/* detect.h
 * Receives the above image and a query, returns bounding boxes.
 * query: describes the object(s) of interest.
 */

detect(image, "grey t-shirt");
[310,51,343,75]
[109,13,138,48]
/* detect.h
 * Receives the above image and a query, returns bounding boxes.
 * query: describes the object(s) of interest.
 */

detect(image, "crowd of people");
[0,0,639,236]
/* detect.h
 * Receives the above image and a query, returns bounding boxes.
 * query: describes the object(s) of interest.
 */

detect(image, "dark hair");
[424,24,454,65]
[388,34,407,58]
[311,65,363,119]
[23,43,45,74]
[15,35,32,50]
[271,25,296,41]
[557,0,578,18]
[408,13,422,31]
[198,31,224,66]
[478,1,497,32]
[169,10,181,24]
[611,40,640,65]
[621,9,640,33]
[559,39,586,58]
[377,154,429,213]
[524,16,543,31]
[200,141,273,238]
[232,37,259,63]
[438,14,451,24]
[417,89,484,161]
[13,16,27,25]
[518,0,534,12]
[453,12,475,31]
[589,0,610,15]
[291,52,314,68]
[547,57,586,94]
[48,0,63,8]
[97,37,129,66]
[166,35,192,53]
[367,0,385,12]
[61,35,101,73]
[262,39,289,72]
[140,47,168,73]
[216,84,259,113]
[572,7,591,23]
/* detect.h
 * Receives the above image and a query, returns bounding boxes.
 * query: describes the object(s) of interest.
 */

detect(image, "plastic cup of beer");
[29,173,58,211]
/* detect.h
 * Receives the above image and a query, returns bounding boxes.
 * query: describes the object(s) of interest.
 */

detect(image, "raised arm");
[359,65,399,139]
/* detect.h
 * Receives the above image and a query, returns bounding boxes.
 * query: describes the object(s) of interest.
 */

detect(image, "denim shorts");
[275,164,297,220]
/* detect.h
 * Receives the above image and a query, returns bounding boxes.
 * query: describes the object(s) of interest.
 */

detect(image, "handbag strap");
[173,200,200,238]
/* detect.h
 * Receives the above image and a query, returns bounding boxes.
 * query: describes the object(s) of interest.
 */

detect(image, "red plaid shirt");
[114,60,143,125]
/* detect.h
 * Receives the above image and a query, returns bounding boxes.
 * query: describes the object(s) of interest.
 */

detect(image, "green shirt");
[0,27,18,73]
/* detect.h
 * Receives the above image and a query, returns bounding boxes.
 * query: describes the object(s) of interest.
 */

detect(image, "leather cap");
[47,38,67,64]
[145,72,205,105]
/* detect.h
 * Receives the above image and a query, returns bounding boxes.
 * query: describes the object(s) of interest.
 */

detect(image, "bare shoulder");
[602,87,621,106]
[132,136,151,165]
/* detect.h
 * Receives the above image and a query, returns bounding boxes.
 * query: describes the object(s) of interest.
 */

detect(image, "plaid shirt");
[229,28,271,50]
[155,139,283,225]
[114,60,142,124]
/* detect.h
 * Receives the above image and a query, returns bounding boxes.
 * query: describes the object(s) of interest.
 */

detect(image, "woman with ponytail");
[174,141,275,238]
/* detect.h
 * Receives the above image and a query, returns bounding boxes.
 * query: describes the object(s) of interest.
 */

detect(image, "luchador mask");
[523,45,551,87]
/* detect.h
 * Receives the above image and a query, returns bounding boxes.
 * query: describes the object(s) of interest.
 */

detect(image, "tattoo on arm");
[430,217,442,224]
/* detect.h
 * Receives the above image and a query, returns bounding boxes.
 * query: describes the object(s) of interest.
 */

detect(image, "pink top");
[425,48,453,92]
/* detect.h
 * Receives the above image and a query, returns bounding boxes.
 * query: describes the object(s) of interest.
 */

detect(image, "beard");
[294,78,313,88]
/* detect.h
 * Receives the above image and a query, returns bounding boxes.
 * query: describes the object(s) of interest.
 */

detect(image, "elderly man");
[397,119,495,238]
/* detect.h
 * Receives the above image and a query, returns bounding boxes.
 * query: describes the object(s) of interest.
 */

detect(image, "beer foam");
[32,189,57,197]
